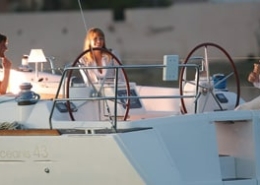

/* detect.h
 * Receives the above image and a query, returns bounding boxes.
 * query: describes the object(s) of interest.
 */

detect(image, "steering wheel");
[66,47,131,121]
[179,42,240,114]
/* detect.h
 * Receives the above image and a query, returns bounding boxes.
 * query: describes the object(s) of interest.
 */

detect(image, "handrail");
[49,63,200,130]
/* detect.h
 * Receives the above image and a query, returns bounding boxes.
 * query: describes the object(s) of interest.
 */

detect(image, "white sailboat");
[0,42,258,185]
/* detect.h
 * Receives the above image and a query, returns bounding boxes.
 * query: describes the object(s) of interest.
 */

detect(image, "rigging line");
[78,0,88,32]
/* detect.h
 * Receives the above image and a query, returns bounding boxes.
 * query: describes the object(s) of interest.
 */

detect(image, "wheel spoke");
[179,42,240,114]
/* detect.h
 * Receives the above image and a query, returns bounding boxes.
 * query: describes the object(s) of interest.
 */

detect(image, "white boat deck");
[0,46,259,184]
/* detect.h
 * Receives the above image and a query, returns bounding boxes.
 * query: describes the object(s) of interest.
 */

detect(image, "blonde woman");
[82,27,123,83]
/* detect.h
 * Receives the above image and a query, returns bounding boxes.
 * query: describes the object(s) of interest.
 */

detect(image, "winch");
[15,82,40,105]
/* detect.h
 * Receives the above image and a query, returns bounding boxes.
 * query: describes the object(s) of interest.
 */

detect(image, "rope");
[0,121,23,130]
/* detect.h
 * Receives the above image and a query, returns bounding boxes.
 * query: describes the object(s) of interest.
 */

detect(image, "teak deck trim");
[0,129,60,136]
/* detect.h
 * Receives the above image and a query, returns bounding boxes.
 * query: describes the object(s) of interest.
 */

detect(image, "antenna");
[78,0,88,32]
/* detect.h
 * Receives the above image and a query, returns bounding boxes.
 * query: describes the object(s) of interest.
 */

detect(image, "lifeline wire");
[78,0,88,32]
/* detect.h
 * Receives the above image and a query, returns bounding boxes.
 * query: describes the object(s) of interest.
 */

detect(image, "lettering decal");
[0,145,49,159]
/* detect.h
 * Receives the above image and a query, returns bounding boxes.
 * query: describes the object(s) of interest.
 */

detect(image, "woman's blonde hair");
[83,28,107,62]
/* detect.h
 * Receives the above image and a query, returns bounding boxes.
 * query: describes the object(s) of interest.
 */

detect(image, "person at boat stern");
[235,62,260,110]
[81,27,123,83]
[0,33,12,94]
[248,61,260,88]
